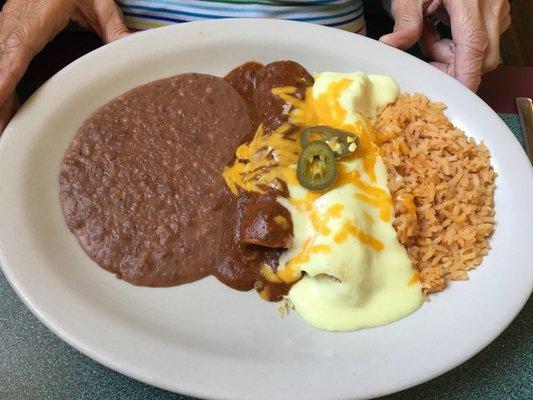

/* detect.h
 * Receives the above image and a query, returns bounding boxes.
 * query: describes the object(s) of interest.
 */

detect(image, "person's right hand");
[380,0,511,92]
[0,0,130,133]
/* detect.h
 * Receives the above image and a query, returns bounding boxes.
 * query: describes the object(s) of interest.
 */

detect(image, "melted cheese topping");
[310,72,400,121]
[281,157,422,331]
[222,123,299,194]
[274,72,422,331]
[221,70,422,332]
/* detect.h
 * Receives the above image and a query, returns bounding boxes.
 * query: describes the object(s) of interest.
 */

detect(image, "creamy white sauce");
[277,71,422,331]
[312,71,400,121]
[282,158,422,331]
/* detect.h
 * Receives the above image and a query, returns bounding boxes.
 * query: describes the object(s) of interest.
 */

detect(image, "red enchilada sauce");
[59,61,312,301]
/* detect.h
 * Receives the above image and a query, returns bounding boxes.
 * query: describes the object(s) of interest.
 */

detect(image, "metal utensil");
[516,97,533,163]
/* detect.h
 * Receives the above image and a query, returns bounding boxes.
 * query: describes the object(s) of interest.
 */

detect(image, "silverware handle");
[516,97,533,163]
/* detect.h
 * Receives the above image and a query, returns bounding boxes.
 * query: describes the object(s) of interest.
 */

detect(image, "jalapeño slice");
[296,141,337,191]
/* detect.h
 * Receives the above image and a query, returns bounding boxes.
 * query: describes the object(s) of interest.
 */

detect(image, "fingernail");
[379,35,392,45]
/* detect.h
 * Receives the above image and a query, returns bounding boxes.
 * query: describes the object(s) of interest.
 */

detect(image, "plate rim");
[1,18,532,400]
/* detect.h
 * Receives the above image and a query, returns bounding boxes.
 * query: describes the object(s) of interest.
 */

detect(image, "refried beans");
[60,61,313,300]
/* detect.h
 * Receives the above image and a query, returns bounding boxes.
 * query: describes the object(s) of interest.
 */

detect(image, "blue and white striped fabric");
[118,0,366,34]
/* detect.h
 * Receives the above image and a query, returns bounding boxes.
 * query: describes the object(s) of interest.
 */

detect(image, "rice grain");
[374,94,496,293]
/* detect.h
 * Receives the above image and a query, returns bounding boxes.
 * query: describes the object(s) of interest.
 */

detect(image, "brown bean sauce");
[60,61,313,301]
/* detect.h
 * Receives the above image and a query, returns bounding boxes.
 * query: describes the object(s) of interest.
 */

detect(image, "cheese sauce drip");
[280,157,422,331]
[275,71,423,331]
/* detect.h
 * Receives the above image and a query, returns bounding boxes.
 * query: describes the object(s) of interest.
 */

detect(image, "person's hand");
[0,0,130,133]
[380,0,511,91]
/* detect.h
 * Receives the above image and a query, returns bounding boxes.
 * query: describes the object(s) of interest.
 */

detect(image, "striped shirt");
[118,1,366,35]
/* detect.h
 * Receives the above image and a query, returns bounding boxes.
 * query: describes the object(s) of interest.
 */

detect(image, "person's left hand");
[380,0,511,91]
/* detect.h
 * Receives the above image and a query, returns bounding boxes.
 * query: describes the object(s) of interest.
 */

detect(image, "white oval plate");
[0,19,532,400]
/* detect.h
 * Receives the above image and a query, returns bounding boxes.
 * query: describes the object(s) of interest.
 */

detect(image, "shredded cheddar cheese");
[309,210,332,236]
[258,286,271,301]
[355,193,392,222]
[290,80,352,128]
[277,93,306,109]
[261,264,283,284]
[408,270,421,286]
[325,204,344,218]
[309,244,332,254]
[289,191,322,212]
[397,193,416,215]
[271,86,297,95]
[277,238,313,283]
[334,222,384,251]
[222,123,299,195]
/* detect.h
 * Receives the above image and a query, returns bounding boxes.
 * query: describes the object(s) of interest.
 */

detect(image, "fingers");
[445,0,487,91]
[500,0,511,31]
[93,0,130,43]
[481,1,508,73]
[0,93,19,133]
[384,0,510,91]
[482,16,500,73]
[380,0,424,50]
[480,1,511,73]
[73,0,130,44]
[0,0,71,105]
[423,0,442,16]
[0,30,31,107]
[500,13,511,33]
[419,23,456,79]
[418,22,454,64]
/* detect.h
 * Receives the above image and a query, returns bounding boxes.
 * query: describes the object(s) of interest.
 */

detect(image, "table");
[1,31,532,400]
